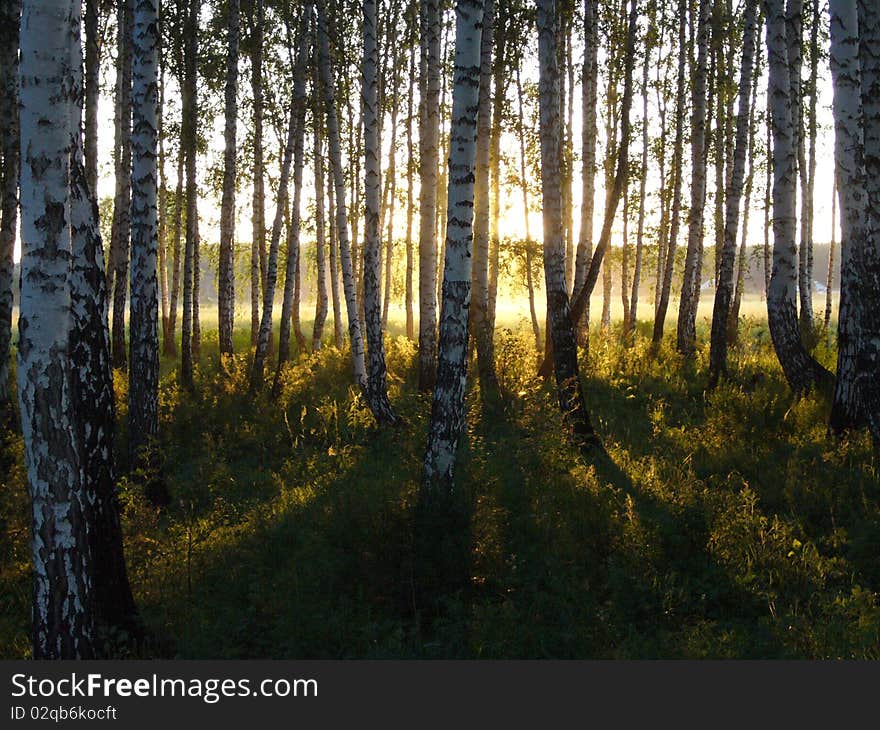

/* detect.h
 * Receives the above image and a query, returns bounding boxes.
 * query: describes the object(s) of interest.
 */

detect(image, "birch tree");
[18,0,111,658]
[539,0,636,378]
[652,0,687,345]
[764,0,832,392]
[471,0,498,395]
[180,0,199,390]
[362,0,398,423]
[422,0,483,490]
[709,0,760,383]
[317,0,369,391]
[405,32,417,341]
[537,0,602,452]
[129,0,160,465]
[313,79,330,352]
[252,26,305,391]
[418,0,442,392]
[676,0,711,355]
[68,3,140,629]
[625,17,652,342]
[275,16,311,388]
[855,0,880,439]
[109,0,133,369]
[0,0,19,409]
[218,0,240,356]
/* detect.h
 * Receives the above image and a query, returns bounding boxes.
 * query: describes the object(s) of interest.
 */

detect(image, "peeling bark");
[537,0,602,454]
[362,0,398,424]
[764,0,832,393]
[422,0,483,491]
[0,0,20,407]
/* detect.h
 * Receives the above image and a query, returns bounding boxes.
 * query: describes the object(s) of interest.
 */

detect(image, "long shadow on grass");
[493,376,785,656]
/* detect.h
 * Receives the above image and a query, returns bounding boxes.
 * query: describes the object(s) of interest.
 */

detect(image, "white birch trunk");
[709,0,759,382]
[0,0,20,407]
[313,74,329,351]
[676,0,711,354]
[317,0,368,390]
[129,0,160,461]
[276,16,310,384]
[362,0,397,423]
[764,0,831,392]
[470,0,497,394]
[855,0,880,439]
[537,0,601,452]
[19,0,96,658]
[422,0,483,491]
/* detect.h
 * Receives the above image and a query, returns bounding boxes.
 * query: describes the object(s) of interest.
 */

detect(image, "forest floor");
[1,310,879,658]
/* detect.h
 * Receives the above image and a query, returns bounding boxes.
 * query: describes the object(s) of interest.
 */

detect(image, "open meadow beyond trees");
[2,0,880,660]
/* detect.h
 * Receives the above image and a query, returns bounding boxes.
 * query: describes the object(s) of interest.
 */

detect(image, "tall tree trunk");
[708,0,759,384]
[487,4,506,334]
[129,0,160,464]
[274,19,310,388]
[68,6,140,634]
[252,31,305,391]
[853,0,880,440]
[537,0,602,453]
[626,34,651,343]
[422,0,483,490]
[250,0,265,347]
[418,0,441,391]
[180,0,199,391]
[382,42,401,332]
[786,0,812,329]
[317,0,369,391]
[824,177,837,330]
[362,0,398,423]
[0,0,19,408]
[728,19,762,343]
[313,71,329,352]
[165,148,183,355]
[676,0,711,355]
[110,0,133,370]
[515,66,542,353]
[471,0,498,395]
[799,0,819,330]
[620,186,631,328]
[84,0,100,197]
[652,0,688,345]
[405,34,416,341]
[763,93,773,297]
[538,0,636,377]
[157,39,170,360]
[327,154,344,349]
[19,0,96,658]
[829,0,879,430]
[218,0,240,356]
[764,0,832,393]
[573,0,598,345]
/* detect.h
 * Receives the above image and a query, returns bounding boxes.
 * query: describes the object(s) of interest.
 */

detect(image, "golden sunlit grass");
[0,303,874,659]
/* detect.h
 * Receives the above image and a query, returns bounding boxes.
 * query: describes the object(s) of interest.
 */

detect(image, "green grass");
[0,307,878,659]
